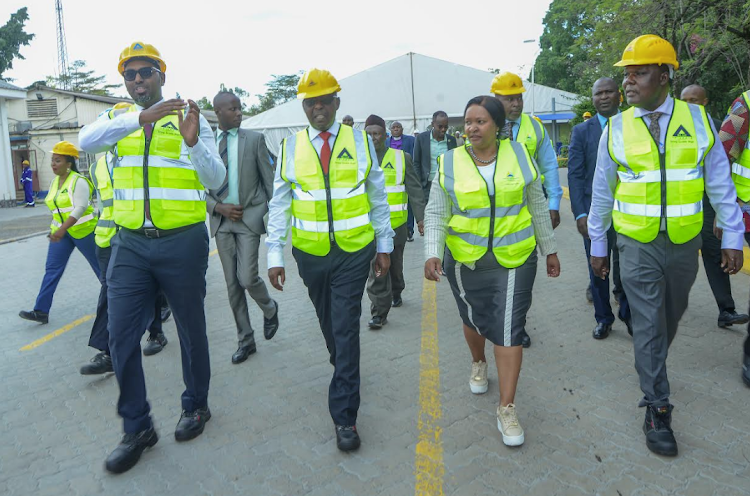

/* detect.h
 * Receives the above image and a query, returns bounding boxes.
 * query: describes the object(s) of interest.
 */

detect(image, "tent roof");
[242,53,581,131]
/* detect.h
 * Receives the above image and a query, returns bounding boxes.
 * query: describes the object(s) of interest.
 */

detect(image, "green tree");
[46,60,121,96]
[247,73,301,116]
[0,7,34,80]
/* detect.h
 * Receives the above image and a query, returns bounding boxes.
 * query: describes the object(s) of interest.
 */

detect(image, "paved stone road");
[1,192,749,495]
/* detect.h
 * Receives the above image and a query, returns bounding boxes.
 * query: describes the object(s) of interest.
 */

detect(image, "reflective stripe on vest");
[90,155,117,248]
[516,114,545,160]
[732,90,750,201]
[607,99,711,244]
[44,171,97,239]
[381,148,408,228]
[280,126,375,256]
[439,141,537,268]
[112,105,206,230]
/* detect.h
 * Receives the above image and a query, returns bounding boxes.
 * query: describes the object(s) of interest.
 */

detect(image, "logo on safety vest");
[337,149,354,160]
[383,161,394,169]
[162,122,178,130]
[672,125,692,138]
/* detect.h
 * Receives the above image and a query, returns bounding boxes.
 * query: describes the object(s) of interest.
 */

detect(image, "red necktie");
[319,131,332,175]
[144,123,154,220]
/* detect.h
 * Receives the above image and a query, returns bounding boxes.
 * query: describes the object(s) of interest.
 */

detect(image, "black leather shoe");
[232,344,256,364]
[264,300,279,340]
[718,310,750,328]
[643,404,678,456]
[392,296,403,308]
[742,354,750,387]
[80,352,113,375]
[160,306,171,323]
[520,331,531,348]
[593,323,612,340]
[19,310,48,324]
[143,332,168,356]
[335,425,361,452]
[585,286,593,303]
[368,316,387,330]
[407,232,414,242]
[175,407,211,442]
[105,427,158,474]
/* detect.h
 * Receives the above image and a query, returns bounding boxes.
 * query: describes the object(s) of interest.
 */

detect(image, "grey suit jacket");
[206,129,275,237]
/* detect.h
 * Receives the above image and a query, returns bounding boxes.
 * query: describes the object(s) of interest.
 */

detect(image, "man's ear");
[334,97,341,111]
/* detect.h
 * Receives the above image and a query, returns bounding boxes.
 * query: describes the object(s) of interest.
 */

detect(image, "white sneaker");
[497,403,525,446]
[469,361,488,394]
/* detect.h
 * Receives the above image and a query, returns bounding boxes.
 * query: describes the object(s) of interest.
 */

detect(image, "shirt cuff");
[575,213,588,220]
[548,195,562,211]
[121,111,143,131]
[721,231,744,251]
[376,236,394,254]
[267,247,285,268]
[590,240,608,257]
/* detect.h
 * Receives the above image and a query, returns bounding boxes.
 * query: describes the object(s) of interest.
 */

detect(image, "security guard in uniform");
[363,114,426,329]
[266,69,394,452]
[79,41,225,473]
[588,35,744,457]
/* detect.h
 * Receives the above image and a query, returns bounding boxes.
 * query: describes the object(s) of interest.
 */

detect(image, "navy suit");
[568,115,630,326]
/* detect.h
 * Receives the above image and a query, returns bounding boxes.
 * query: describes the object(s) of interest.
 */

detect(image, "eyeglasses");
[122,67,161,82]
[303,94,336,108]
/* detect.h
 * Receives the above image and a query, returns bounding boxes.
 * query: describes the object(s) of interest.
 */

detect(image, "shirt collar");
[217,127,238,138]
[430,132,446,143]
[308,121,341,141]
[633,95,674,119]
[134,98,163,112]
[391,135,402,141]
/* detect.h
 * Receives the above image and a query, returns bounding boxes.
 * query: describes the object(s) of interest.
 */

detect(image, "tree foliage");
[0,7,34,79]
[247,74,301,116]
[46,60,121,96]
[535,0,750,117]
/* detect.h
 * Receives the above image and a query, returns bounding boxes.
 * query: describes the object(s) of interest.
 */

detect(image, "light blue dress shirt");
[215,127,239,205]
[587,95,744,257]
[508,117,563,211]
[428,134,449,182]
[266,122,395,268]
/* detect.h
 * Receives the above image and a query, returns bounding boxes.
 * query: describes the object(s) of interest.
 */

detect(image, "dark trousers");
[368,225,406,319]
[744,233,750,356]
[293,242,375,426]
[89,245,167,353]
[584,227,630,324]
[24,182,34,205]
[406,202,415,235]
[702,196,736,313]
[34,231,100,313]
[107,224,210,434]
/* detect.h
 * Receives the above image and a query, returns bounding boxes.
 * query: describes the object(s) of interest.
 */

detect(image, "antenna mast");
[55,0,70,89]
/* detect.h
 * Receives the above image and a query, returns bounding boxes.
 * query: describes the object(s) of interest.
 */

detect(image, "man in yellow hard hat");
[582,111,592,121]
[79,41,225,473]
[266,68,394,452]
[588,34,744,457]
[20,159,34,206]
[491,72,563,235]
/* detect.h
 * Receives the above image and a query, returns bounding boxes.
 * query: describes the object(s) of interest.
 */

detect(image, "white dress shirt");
[266,121,395,268]
[587,95,744,256]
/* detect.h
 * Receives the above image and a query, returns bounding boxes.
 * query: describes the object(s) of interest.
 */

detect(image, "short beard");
[133,93,152,105]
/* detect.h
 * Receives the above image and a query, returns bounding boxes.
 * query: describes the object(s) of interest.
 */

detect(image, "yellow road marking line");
[20,314,95,351]
[20,249,220,351]
[414,280,444,496]
[562,185,569,200]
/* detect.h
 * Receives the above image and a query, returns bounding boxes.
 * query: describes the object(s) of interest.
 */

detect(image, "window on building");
[26,99,59,119]
[77,153,97,178]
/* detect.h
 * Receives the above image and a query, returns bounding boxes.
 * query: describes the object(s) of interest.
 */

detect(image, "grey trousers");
[367,224,407,319]
[216,218,276,347]
[617,232,701,407]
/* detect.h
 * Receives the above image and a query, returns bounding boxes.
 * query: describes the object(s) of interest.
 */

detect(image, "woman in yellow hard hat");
[19,141,102,328]
[424,96,560,446]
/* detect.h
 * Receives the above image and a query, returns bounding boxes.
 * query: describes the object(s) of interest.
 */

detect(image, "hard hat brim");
[613,59,679,70]
[118,56,167,75]
[298,85,342,100]
[493,87,526,96]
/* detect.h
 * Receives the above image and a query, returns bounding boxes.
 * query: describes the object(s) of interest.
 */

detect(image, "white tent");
[242,53,582,154]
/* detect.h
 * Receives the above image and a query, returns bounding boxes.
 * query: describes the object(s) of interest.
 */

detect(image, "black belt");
[123,224,196,239]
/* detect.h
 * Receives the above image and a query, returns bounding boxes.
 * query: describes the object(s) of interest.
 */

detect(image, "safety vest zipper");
[324,173,335,244]
[143,128,152,227]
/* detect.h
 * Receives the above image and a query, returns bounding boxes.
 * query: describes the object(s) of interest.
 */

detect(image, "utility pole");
[55,0,70,89]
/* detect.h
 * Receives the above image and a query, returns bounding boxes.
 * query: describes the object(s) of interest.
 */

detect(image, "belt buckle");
[143,228,160,239]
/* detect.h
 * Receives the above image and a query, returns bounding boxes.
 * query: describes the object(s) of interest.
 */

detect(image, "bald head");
[213,91,242,131]
[680,84,708,106]
[592,77,619,118]
[342,115,354,127]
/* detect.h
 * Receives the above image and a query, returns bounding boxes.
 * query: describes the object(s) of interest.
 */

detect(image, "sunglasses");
[122,67,162,82]
[303,94,337,108]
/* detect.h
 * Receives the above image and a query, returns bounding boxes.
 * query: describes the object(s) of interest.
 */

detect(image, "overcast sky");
[4,0,553,104]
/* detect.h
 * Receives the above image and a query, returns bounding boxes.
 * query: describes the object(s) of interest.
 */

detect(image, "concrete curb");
[0,231,48,246]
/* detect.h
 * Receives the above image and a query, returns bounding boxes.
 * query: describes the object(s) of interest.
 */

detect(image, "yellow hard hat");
[118,41,167,75]
[491,72,526,96]
[297,69,341,99]
[614,34,679,70]
[583,111,592,118]
[113,102,132,109]
[50,141,79,158]
[22,159,30,165]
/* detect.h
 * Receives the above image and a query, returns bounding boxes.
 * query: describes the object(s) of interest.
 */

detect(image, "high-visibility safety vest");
[44,171,97,239]
[110,105,206,230]
[439,141,538,267]
[607,99,712,244]
[381,148,408,228]
[279,126,375,256]
[515,114,546,159]
[90,154,117,248]
[731,90,750,201]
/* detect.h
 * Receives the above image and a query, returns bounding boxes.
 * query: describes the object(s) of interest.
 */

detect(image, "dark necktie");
[648,112,663,144]
[319,131,332,175]
[502,122,514,141]
[144,123,154,220]
[215,131,230,200]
